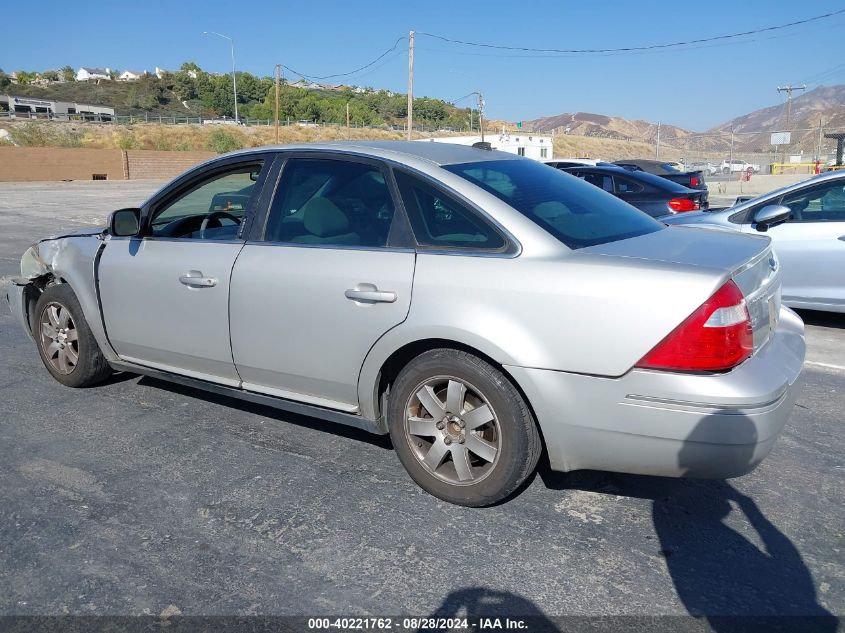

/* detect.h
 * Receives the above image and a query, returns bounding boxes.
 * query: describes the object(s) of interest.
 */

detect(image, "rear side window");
[264,158,395,247]
[444,160,662,249]
[615,177,643,194]
[583,173,613,192]
[394,171,506,251]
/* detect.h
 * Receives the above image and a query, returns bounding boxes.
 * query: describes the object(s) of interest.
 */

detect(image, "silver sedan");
[665,171,845,313]
[5,142,805,506]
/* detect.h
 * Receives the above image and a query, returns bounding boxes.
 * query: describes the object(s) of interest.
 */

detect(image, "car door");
[741,178,845,310]
[98,158,269,385]
[229,155,415,411]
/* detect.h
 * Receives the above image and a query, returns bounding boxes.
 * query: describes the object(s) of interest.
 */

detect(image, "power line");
[417,9,845,54]
[282,35,406,81]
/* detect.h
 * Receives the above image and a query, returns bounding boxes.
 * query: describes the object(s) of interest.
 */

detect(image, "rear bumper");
[506,307,806,478]
[4,280,33,339]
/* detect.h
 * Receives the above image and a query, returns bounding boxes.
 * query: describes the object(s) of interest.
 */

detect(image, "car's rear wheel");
[34,284,112,388]
[388,349,541,506]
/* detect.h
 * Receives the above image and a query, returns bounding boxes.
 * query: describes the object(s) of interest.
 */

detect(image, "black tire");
[33,284,112,388]
[388,349,541,507]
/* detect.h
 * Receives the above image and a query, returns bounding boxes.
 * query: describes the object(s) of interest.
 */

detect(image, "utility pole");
[777,84,805,165]
[274,64,280,143]
[729,124,735,166]
[478,92,485,143]
[655,122,661,159]
[346,101,350,138]
[817,117,824,161]
[777,84,806,129]
[407,30,414,141]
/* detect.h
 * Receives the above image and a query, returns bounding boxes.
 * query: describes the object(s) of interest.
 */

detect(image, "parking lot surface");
[0,181,843,619]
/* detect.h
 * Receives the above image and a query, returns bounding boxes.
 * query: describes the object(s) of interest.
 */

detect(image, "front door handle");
[839,235,845,242]
[345,283,397,304]
[179,270,217,288]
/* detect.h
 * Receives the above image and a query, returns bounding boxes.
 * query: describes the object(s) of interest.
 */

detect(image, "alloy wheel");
[39,302,79,375]
[404,376,501,485]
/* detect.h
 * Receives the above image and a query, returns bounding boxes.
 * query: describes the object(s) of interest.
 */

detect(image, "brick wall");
[0,147,125,181]
[0,147,217,182]
[125,150,216,180]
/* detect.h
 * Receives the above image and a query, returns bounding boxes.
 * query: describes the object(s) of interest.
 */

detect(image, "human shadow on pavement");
[424,588,560,632]
[539,413,837,633]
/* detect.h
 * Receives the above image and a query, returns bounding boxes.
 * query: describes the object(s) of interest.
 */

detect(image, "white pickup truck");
[720,159,761,175]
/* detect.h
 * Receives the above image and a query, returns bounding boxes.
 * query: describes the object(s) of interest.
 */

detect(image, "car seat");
[290,197,361,245]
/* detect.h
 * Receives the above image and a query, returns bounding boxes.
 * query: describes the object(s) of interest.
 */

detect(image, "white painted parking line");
[805,360,845,373]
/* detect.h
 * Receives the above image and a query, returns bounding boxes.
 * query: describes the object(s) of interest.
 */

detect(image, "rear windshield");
[444,160,663,249]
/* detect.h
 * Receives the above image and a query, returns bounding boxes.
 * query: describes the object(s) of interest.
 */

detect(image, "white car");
[688,162,718,176]
[721,159,761,175]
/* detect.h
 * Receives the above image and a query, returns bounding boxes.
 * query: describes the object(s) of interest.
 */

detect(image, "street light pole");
[203,30,238,123]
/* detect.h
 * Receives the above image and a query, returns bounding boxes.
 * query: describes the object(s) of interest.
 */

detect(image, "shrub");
[206,128,243,153]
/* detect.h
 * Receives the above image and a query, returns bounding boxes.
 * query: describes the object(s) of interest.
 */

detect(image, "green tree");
[41,70,59,82]
[0,69,10,89]
[61,65,76,82]
[14,71,37,85]
[171,71,198,101]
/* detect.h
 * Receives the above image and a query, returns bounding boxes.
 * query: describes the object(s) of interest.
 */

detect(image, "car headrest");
[301,198,350,237]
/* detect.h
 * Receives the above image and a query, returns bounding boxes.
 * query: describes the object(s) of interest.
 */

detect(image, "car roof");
[566,165,691,191]
[220,140,521,168]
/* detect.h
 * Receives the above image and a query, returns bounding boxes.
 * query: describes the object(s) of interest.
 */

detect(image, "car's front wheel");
[34,284,112,388]
[388,349,541,506]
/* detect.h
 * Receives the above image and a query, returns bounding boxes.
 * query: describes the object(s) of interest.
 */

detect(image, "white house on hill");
[77,67,111,81]
[118,70,146,81]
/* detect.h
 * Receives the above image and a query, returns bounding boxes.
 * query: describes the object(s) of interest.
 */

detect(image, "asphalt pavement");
[0,181,842,621]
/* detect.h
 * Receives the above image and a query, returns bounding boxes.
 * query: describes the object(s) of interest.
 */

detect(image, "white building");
[155,67,197,79]
[77,67,111,81]
[118,70,146,81]
[0,94,114,120]
[417,130,553,161]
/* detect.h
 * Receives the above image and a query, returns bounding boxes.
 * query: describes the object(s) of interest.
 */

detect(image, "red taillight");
[668,197,699,212]
[636,280,753,372]
[689,176,700,187]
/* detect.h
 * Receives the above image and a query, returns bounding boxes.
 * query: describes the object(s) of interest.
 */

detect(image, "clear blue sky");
[4,0,845,130]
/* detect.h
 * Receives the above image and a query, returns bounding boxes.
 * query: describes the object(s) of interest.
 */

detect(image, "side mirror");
[108,208,141,237]
[753,204,791,232]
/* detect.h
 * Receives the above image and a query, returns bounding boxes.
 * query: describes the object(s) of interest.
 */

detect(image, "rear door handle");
[839,235,845,242]
[345,284,397,304]
[179,270,217,288]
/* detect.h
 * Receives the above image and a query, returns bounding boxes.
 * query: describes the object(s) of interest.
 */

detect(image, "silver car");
[5,142,805,506]
[665,171,845,313]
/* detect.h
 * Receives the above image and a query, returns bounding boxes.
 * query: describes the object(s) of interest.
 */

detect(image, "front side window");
[150,163,262,239]
[264,159,395,247]
[445,159,662,249]
[779,180,845,223]
[394,171,506,251]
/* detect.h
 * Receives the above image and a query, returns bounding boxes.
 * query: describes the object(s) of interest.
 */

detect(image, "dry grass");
[552,135,681,161]
[0,119,682,161]
[0,120,463,152]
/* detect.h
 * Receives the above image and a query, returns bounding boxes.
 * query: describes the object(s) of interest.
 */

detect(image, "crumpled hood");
[39,226,105,242]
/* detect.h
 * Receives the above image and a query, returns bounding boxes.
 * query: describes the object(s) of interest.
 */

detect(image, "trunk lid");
[581,225,781,352]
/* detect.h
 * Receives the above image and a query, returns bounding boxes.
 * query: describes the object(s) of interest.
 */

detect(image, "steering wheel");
[199,210,241,239]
